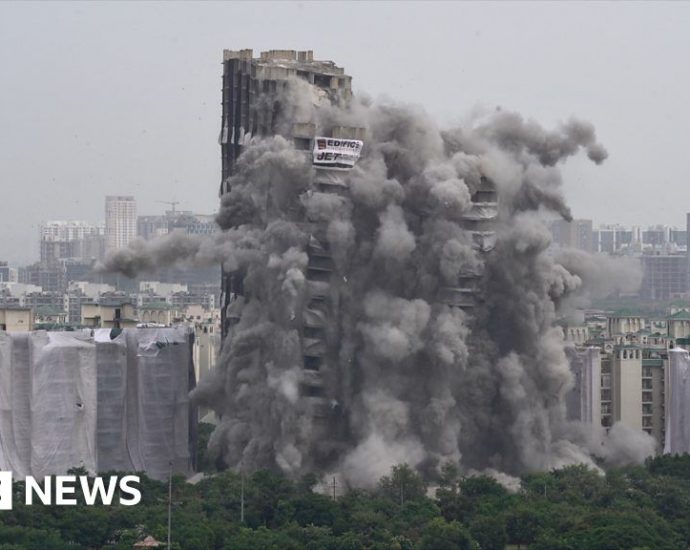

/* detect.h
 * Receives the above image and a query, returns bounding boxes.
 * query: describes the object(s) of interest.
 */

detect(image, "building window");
[642,391,653,403]
[642,379,653,390]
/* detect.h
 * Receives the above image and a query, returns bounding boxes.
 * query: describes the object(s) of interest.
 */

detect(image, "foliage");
[1,457,690,549]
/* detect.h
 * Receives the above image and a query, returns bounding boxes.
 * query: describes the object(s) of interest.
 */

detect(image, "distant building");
[642,225,668,247]
[24,262,65,293]
[137,212,218,241]
[137,302,177,326]
[591,223,687,255]
[0,262,18,283]
[667,310,690,339]
[39,221,105,263]
[105,196,137,251]
[565,347,601,425]
[550,219,593,252]
[0,306,33,332]
[137,215,171,241]
[640,254,688,300]
[596,326,666,445]
[34,306,68,325]
[593,224,634,254]
[65,282,115,324]
[567,308,690,451]
[21,291,66,316]
[81,301,137,328]
[670,228,687,247]
[139,281,188,295]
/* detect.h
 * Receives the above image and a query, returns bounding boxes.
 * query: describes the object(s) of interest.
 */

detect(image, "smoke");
[100,76,650,486]
[97,229,262,278]
[474,112,608,167]
[555,247,643,299]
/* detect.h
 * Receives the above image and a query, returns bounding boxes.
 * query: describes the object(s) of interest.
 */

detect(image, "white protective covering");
[566,346,601,424]
[31,331,98,478]
[665,348,690,454]
[0,333,31,477]
[0,327,195,480]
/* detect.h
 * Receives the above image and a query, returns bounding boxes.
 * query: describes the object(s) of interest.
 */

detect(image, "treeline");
[1,454,690,549]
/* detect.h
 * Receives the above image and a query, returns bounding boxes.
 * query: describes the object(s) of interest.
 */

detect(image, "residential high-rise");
[219,49,356,336]
[219,49,495,330]
[220,49,353,187]
[105,196,137,251]
[39,220,105,263]
[0,262,18,283]
[640,253,688,300]
[592,224,634,253]
[216,49,498,468]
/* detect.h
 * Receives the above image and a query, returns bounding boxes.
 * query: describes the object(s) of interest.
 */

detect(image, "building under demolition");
[219,49,496,329]
[0,327,195,480]
[217,49,497,470]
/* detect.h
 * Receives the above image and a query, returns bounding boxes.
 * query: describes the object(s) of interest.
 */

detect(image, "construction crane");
[156,200,180,215]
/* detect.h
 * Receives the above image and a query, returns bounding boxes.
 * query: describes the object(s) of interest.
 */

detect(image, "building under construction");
[218,49,497,466]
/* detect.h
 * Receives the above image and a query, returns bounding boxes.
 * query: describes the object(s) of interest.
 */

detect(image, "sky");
[1,1,689,264]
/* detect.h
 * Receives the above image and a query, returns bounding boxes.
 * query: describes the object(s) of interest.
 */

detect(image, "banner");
[312,137,363,169]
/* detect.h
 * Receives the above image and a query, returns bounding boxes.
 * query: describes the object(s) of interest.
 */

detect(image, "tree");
[379,464,427,504]
[416,518,475,550]
[469,514,508,550]
[506,506,542,548]
[459,476,508,500]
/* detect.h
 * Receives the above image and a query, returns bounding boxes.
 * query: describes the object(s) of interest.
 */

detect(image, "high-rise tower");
[219,49,357,336]
[105,196,137,252]
[217,49,497,470]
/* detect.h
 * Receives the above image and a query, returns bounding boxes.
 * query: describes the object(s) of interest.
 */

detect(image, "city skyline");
[3,2,690,263]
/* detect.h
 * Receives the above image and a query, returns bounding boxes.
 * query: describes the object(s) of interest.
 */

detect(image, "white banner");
[312,137,363,169]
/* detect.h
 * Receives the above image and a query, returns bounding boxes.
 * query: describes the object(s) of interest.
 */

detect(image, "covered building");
[0,327,195,480]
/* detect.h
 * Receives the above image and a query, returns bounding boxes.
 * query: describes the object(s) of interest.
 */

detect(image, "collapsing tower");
[219,49,357,333]
[437,177,497,312]
[219,50,365,454]
[220,47,496,321]
[218,49,497,468]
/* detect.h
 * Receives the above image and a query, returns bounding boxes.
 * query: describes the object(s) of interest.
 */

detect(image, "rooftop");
[668,310,690,320]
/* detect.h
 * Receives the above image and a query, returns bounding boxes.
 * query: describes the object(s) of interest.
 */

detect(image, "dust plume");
[101,77,648,486]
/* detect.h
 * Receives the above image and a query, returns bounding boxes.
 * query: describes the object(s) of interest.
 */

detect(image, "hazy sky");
[1,1,689,263]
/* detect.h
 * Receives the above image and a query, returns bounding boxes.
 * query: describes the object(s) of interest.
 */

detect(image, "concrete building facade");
[39,221,105,263]
[570,309,690,449]
[0,307,33,332]
[640,254,688,300]
[105,196,137,251]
